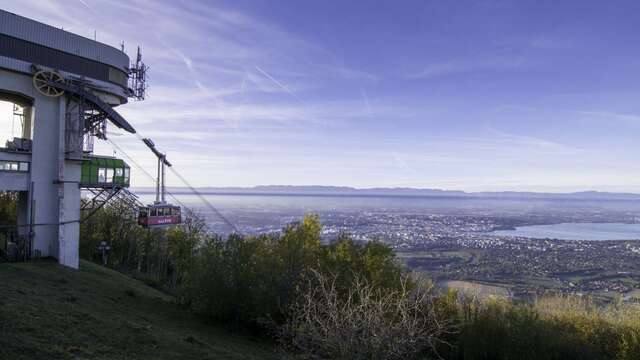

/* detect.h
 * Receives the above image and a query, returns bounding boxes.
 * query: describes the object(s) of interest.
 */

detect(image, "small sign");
[97,241,111,266]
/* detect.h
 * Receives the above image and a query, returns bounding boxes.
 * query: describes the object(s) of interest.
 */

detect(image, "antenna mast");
[128,47,148,101]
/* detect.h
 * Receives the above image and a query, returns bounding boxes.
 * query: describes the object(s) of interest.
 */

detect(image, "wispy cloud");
[484,128,583,154]
[529,37,576,50]
[409,56,527,79]
[574,110,640,124]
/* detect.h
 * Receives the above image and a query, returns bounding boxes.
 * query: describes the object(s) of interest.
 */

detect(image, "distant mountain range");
[132,185,640,200]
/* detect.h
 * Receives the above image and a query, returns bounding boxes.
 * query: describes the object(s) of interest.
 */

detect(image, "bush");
[0,192,16,225]
[0,192,17,256]
[453,295,640,360]
[279,269,453,360]
[80,199,205,292]
[179,215,408,333]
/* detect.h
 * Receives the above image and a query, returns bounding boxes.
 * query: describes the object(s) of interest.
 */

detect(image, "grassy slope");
[0,260,276,360]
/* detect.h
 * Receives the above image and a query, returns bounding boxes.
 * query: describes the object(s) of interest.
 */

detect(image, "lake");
[492,222,640,241]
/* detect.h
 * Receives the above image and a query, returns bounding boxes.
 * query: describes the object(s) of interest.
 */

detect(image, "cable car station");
[0,10,147,268]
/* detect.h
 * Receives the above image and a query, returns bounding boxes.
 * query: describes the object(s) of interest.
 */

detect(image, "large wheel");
[33,70,65,97]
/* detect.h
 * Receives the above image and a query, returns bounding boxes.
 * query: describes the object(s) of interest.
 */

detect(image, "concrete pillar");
[57,97,81,269]
[30,91,61,259]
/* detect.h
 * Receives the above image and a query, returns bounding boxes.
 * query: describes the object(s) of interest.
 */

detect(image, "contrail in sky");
[254,65,301,102]
[77,0,94,12]
[360,88,372,116]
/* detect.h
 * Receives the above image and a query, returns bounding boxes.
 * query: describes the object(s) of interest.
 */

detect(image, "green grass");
[0,260,277,360]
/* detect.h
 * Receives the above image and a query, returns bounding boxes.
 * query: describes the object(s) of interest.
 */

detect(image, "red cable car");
[138,138,182,228]
[138,204,181,227]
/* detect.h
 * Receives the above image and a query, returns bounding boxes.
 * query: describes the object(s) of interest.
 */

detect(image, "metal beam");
[41,78,136,134]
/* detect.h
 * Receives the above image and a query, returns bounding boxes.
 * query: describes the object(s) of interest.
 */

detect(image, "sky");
[2,0,640,192]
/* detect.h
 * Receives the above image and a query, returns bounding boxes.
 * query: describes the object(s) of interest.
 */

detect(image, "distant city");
[137,187,640,303]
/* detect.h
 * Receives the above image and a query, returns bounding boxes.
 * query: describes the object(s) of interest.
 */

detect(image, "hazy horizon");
[131,184,640,197]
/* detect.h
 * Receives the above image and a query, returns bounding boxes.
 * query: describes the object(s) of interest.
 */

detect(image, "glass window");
[139,208,148,218]
[106,168,114,183]
[115,168,123,177]
[124,168,130,181]
[150,208,157,216]
[19,162,29,171]
[98,168,107,182]
[9,163,18,171]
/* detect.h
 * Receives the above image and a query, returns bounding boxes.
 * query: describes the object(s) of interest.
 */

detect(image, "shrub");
[0,192,17,257]
[453,294,640,360]
[0,192,16,225]
[179,215,407,333]
[279,269,453,360]
[80,199,206,292]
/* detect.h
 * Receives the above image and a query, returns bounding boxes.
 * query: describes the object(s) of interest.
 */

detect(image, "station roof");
[0,9,129,72]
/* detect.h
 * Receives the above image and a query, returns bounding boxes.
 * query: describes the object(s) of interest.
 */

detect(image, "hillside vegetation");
[3,196,640,359]
[0,260,275,360]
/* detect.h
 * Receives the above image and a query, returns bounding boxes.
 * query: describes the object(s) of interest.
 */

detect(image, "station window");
[106,168,114,183]
[0,160,29,172]
[108,67,128,87]
[98,168,107,182]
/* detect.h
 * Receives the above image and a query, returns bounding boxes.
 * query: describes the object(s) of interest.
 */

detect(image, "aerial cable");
[167,166,239,233]
[104,139,191,209]
[106,137,195,212]
[106,137,239,234]
[127,132,239,234]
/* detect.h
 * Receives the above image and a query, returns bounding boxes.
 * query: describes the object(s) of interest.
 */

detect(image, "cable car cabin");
[138,204,181,227]
[81,155,131,188]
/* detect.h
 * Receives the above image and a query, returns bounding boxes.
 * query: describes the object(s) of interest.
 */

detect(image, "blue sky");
[3,0,640,192]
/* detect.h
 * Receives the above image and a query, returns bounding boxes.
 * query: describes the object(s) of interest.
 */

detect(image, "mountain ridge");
[131,185,640,200]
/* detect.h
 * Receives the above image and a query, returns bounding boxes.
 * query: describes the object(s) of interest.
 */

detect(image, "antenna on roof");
[128,46,148,101]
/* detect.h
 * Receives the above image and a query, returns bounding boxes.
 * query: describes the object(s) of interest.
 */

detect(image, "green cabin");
[81,155,131,188]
